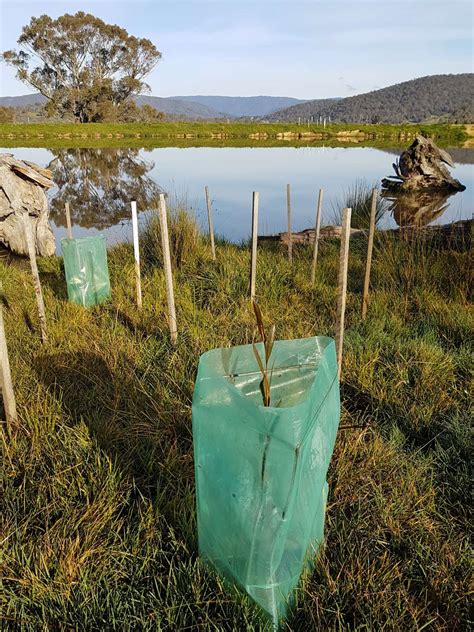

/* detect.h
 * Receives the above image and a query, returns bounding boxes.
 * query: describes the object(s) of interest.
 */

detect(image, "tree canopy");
[2,12,161,122]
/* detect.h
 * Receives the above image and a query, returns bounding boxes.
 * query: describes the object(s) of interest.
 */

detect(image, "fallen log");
[259,219,472,247]
[259,225,366,246]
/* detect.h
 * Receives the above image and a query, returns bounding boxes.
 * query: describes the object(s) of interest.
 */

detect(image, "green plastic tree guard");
[192,336,340,626]
[61,236,111,308]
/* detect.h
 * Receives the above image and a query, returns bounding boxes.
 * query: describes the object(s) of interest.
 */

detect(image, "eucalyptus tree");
[2,12,161,122]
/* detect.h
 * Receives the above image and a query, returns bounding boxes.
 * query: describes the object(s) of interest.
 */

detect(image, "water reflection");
[382,189,459,228]
[48,149,162,230]
[3,145,469,248]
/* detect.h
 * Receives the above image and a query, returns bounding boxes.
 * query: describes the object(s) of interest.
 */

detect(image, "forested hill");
[265,74,474,123]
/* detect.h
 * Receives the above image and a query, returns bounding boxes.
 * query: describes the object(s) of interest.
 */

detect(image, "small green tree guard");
[61,236,110,307]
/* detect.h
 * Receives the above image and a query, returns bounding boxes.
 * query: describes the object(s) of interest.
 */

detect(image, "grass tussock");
[0,210,472,630]
[331,179,388,229]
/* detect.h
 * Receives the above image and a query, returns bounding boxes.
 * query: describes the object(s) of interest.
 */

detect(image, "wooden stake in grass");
[0,299,18,426]
[158,194,177,344]
[130,200,142,309]
[65,202,73,239]
[310,188,324,285]
[204,186,216,260]
[286,183,293,264]
[22,214,47,344]
[335,207,352,378]
[361,188,378,320]
[250,191,259,301]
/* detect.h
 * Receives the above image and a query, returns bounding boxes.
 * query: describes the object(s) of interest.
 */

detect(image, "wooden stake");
[286,183,292,264]
[335,207,351,378]
[0,299,18,426]
[310,188,324,284]
[250,191,259,301]
[158,194,177,344]
[22,214,47,344]
[205,186,216,260]
[65,202,73,239]
[131,200,142,309]
[361,188,378,320]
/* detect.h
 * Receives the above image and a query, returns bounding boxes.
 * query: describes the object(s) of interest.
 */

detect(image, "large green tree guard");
[192,336,340,626]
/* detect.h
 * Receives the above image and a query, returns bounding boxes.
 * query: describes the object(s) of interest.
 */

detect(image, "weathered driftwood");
[260,219,472,246]
[259,225,366,245]
[381,135,465,193]
[0,153,56,256]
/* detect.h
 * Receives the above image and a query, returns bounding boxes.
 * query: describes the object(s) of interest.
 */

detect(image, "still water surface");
[3,145,473,252]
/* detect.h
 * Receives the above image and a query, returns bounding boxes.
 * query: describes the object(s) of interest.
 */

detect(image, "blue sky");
[1,0,472,98]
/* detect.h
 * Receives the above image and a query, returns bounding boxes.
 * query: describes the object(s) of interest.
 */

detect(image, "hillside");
[0,94,309,120]
[170,95,308,117]
[0,93,47,108]
[133,95,224,119]
[266,74,474,124]
[0,94,226,120]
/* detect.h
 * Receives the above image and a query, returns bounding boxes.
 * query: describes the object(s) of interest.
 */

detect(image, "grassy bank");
[1,211,472,630]
[0,121,468,149]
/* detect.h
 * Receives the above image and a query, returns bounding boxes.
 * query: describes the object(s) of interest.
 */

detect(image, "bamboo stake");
[310,188,324,284]
[335,207,352,378]
[250,191,259,301]
[286,183,292,264]
[205,186,216,260]
[0,299,18,426]
[22,214,47,344]
[65,202,73,239]
[158,194,177,344]
[130,201,142,309]
[361,188,378,319]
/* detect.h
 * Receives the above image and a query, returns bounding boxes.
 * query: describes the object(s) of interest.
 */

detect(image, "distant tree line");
[267,74,474,124]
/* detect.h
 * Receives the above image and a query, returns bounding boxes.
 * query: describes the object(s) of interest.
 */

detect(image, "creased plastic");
[192,336,340,627]
[61,236,111,308]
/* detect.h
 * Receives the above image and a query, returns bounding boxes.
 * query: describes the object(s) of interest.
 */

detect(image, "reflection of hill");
[382,189,459,227]
[48,149,163,230]
[380,147,474,165]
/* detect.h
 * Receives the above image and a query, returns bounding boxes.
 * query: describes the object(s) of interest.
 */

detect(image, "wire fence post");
[286,183,293,264]
[22,214,47,344]
[310,188,324,284]
[0,298,18,427]
[158,194,177,344]
[65,202,73,239]
[335,207,352,378]
[250,191,259,301]
[361,188,378,319]
[131,200,142,309]
[205,186,216,260]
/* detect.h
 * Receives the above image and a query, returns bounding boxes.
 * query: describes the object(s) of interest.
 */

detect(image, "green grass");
[0,121,468,149]
[1,210,472,630]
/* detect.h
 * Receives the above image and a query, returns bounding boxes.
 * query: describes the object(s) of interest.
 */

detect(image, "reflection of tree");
[382,189,459,228]
[48,149,162,230]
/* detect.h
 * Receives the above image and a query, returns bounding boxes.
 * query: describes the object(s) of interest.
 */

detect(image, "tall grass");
[331,179,388,228]
[0,211,471,630]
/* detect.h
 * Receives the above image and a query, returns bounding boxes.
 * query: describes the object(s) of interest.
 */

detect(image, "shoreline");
[0,122,468,149]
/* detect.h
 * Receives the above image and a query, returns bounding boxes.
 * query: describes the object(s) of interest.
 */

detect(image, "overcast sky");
[1,0,472,99]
